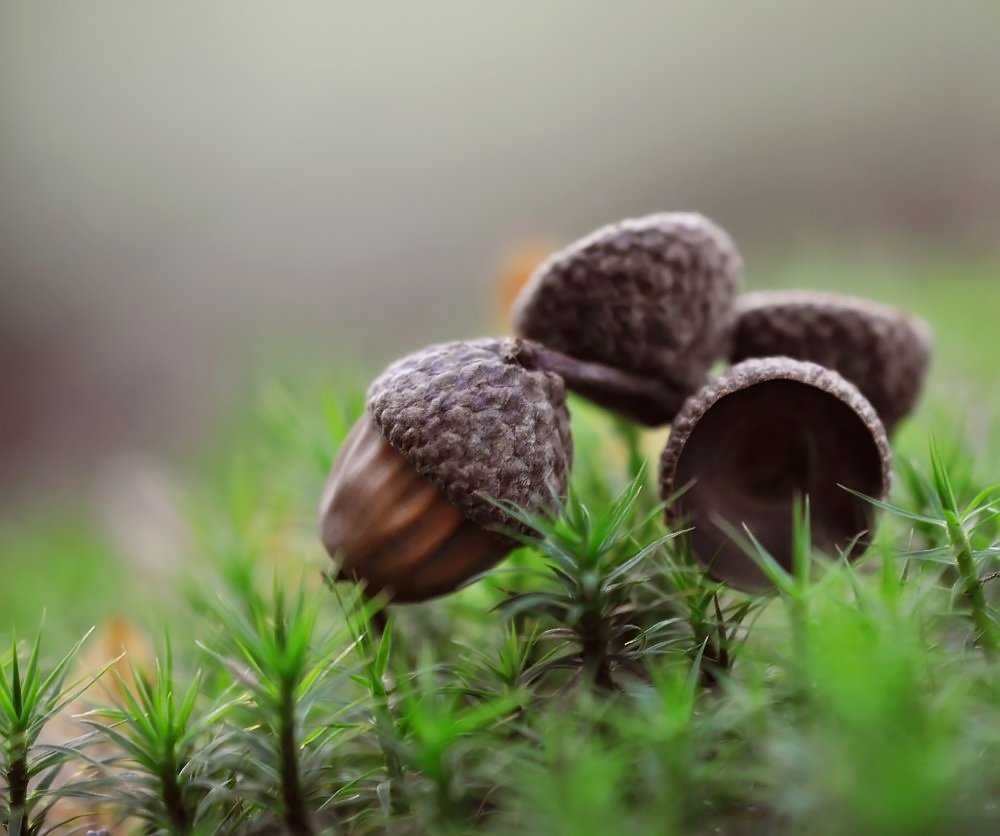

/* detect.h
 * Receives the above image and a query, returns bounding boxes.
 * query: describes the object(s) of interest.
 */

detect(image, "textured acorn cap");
[511,212,744,425]
[729,291,933,432]
[660,358,891,590]
[367,337,573,537]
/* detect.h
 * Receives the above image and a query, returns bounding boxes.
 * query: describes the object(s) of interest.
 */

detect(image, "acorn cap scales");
[729,291,933,432]
[511,212,744,425]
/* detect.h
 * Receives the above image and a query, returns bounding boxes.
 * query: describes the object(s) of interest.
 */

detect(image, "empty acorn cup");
[729,291,933,432]
[659,358,891,590]
[511,212,744,425]
[319,338,572,603]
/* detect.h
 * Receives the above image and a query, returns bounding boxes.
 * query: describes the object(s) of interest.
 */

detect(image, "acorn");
[659,358,891,590]
[511,212,744,425]
[319,338,572,603]
[729,291,933,432]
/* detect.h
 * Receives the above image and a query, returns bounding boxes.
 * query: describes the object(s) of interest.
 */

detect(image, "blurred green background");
[1,2,998,638]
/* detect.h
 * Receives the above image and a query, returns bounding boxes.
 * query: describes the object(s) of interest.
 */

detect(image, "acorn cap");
[729,291,933,432]
[367,337,573,537]
[511,212,744,425]
[659,358,891,590]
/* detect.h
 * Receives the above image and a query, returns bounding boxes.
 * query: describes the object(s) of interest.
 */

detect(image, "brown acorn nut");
[659,358,891,590]
[319,338,572,603]
[511,212,744,425]
[729,291,933,432]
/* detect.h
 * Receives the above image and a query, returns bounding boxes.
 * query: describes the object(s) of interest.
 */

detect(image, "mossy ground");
[2,255,999,835]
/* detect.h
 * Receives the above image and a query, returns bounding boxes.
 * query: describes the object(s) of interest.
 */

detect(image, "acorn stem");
[369,606,390,639]
[612,415,646,485]
[510,338,687,426]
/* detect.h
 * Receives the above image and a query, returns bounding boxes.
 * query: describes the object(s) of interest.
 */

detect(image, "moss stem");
[579,612,616,691]
[6,737,29,836]
[279,679,314,835]
[946,514,997,656]
[160,756,191,836]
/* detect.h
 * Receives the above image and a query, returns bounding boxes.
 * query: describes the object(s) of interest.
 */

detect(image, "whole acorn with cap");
[319,337,573,603]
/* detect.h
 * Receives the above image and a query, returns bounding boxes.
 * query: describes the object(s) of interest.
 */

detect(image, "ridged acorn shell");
[660,358,891,588]
[729,291,932,431]
[320,415,512,602]
[367,337,573,536]
[511,212,743,420]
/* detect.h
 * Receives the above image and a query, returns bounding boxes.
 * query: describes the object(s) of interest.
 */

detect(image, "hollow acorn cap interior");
[659,358,891,590]
[729,291,933,432]
[511,212,743,424]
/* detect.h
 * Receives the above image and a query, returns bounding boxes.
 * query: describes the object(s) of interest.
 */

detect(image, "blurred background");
[2,2,999,631]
